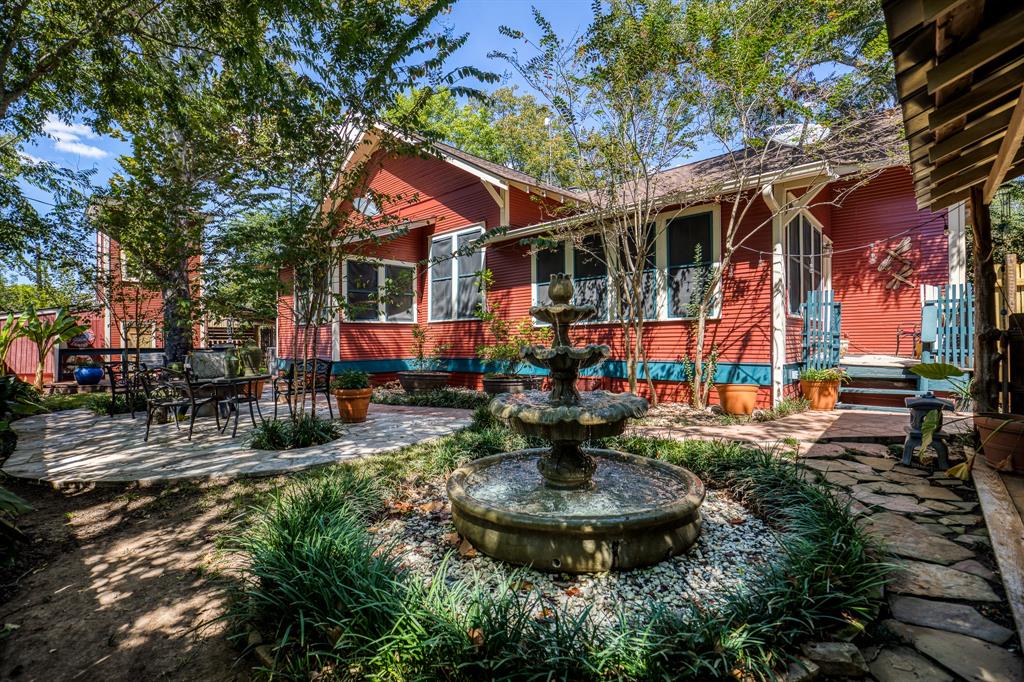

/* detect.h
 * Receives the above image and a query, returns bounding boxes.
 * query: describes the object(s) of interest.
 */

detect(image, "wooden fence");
[920,283,974,369]
[995,254,1021,329]
[801,289,842,370]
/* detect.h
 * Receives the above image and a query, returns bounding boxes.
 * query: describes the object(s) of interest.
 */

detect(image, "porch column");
[767,184,787,406]
[331,262,341,362]
[947,201,967,285]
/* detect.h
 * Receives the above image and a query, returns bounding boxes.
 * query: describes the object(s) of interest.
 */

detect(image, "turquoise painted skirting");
[285,357,775,387]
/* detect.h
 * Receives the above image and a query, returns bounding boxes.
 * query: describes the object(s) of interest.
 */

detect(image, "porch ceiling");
[883,0,1024,209]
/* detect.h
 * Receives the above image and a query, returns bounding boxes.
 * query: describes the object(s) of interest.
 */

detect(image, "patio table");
[204,374,271,437]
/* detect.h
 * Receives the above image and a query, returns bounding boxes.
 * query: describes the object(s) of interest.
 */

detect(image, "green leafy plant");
[20,306,89,390]
[475,270,551,377]
[799,367,850,383]
[909,362,973,410]
[372,387,491,410]
[331,370,370,391]
[409,324,450,372]
[0,313,26,375]
[86,392,147,417]
[248,415,342,451]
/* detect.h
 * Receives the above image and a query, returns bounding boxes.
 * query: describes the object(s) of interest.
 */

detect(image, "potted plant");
[73,360,104,386]
[476,297,550,394]
[715,383,759,415]
[237,344,268,397]
[397,324,451,393]
[331,369,372,423]
[799,367,848,411]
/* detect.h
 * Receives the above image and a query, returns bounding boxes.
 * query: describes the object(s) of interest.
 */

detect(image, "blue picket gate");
[921,283,974,370]
[801,289,842,370]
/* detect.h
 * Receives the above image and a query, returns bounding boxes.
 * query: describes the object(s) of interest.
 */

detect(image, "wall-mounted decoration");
[878,236,914,290]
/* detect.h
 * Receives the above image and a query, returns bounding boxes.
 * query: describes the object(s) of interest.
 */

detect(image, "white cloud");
[42,114,108,159]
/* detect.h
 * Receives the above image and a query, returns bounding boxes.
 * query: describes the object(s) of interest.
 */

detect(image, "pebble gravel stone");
[371,481,780,624]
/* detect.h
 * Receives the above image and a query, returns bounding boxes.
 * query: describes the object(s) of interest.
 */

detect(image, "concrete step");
[835,401,910,413]
[840,387,924,396]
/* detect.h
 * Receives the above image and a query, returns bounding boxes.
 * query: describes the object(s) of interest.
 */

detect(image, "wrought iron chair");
[219,375,264,437]
[103,361,144,418]
[272,358,334,419]
[138,367,220,442]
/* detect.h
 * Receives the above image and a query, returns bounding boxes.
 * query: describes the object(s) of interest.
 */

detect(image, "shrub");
[248,414,341,451]
[330,370,370,391]
[372,387,491,410]
[798,367,849,383]
[752,396,808,422]
[86,392,147,416]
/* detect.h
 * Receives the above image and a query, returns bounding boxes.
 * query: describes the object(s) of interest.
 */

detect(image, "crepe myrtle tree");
[266,0,496,415]
[671,0,898,408]
[494,0,701,404]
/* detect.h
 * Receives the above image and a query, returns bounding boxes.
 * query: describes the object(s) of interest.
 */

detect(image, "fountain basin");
[491,390,648,442]
[447,447,705,573]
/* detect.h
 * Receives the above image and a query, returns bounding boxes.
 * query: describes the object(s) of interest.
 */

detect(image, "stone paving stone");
[4,403,473,483]
[921,499,960,513]
[889,596,1014,644]
[884,620,1022,682]
[951,559,997,582]
[851,454,897,471]
[801,442,848,458]
[868,646,953,682]
[851,490,936,515]
[889,560,1000,602]
[821,471,859,487]
[904,484,962,501]
[861,512,974,565]
[938,513,982,526]
[836,442,894,458]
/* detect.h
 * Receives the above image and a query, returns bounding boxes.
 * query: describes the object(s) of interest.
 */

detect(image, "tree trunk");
[970,186,1000,413]
[34,360,44,391]
[161,260,194,365]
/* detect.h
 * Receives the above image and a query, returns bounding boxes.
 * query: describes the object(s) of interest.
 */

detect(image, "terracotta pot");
[242,379,266,398]
[715,383,759,415]
[482,375,543,396]
[397,371,451,394]
[801,379,840,411]
[333,387,372,423]
[975,413,1024,472]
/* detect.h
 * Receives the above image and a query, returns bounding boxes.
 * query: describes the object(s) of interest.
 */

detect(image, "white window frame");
[530,203,722,322]
[340,257,417,324]
[784,209,832,317]
[121,320,158,348]
[427,223,486,323]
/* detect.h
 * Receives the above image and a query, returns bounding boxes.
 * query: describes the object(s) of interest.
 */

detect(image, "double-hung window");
[785,212,829,314]
[343,259,416,322]
[530,206,720,321]
[429,226,485,321]
[667,212,714,318]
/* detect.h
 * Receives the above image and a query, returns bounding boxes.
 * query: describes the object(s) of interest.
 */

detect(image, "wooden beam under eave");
[928,105,1015,162]
[929,186,971,210]
[928,60,1024,130]
[928,138,1003,186]
[982,88,1024,203]
[927,7,1024,94]
[929,146,1024,203]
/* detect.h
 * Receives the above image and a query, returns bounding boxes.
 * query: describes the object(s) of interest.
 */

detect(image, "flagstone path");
[3,401,472,484]
[795,442,1022,682]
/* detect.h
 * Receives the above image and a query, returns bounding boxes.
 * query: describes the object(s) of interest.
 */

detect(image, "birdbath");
[446,274,706,573]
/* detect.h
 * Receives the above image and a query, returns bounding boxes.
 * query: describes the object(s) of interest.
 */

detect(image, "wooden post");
[969,186,1000,412]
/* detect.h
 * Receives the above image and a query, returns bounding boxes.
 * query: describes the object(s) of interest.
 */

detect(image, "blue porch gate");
[921,283,974,369]
[801,289,842,370]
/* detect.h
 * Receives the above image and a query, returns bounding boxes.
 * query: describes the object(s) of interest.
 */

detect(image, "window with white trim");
[530,207,720,321]
[343,259,416,323]
[666,212,714,318]
[785,213,830,314]
[429,226,484,321]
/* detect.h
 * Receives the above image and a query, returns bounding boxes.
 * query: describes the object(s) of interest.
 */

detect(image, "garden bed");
[639,397,808,428]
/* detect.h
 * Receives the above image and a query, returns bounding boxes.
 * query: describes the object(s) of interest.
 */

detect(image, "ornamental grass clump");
[232,422,890,681]
[248,414,341,450]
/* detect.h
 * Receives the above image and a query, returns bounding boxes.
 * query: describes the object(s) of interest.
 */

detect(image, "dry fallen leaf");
[458,538,478,558]
[443,532,461,546]
[418,500,445,513]
[467,628,485,647]
[389,501,414,514]
[728,517,745,525]
[512,580,534,592]
[564,587,582,597]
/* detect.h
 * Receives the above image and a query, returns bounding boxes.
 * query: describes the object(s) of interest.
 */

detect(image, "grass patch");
[39,392,97,412]
[230,420,889,680]
[372,386,491,410]
[248,414,342,451]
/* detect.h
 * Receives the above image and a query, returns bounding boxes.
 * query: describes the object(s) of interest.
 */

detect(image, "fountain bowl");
[447,448,705,573]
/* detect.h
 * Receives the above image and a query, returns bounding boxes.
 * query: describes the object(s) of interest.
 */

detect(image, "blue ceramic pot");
[74,366,104,385]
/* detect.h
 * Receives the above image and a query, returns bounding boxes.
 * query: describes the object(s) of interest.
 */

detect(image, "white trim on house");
[528,204,724,322]
[426,224,486,323]
[339,257,418,324]
[768,184,788,405]
[947,200,967,285]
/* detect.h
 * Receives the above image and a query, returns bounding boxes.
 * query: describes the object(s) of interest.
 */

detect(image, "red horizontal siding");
[831,167,949,356]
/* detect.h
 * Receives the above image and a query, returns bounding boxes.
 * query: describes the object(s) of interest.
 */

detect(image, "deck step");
[839,387,923,396]
[835,402,910,413]
[840,365,916,380]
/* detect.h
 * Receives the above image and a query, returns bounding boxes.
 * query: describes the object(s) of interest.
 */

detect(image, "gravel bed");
[371,479,782,625]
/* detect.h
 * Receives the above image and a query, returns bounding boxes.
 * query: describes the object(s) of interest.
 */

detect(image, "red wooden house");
[276,112,969,408]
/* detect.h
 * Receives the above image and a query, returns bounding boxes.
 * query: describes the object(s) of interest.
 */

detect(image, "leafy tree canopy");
[390,86,578,186]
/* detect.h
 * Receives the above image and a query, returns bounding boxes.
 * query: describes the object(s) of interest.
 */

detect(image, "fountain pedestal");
[446,274,705,573]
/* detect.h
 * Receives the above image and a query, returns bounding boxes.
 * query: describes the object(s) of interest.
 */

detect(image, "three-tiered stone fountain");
[447,274,706,573]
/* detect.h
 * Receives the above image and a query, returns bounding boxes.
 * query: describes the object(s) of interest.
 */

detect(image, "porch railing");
[801,289,842,370]
[921,283,974,370]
